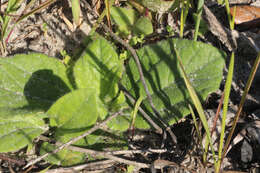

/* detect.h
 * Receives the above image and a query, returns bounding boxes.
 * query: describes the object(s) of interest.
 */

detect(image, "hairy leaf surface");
[0,53,72,111]
[0,53,71,152]
[110,6,138,35]
[0,109,47,152]
[74,37,122,118]
[122,38,225,126]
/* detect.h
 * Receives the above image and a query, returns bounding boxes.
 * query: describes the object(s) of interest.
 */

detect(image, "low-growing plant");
[0,33,225,166]
[3,0,258,172]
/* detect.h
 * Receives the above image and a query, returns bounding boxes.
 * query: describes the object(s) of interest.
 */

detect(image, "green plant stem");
[215,52,234,173]
[224,0,233,29]
[189,104,202,146]
[180,0,190,38]
[180,3,184,38]
[222,52,260,160]
[194,0,204,41]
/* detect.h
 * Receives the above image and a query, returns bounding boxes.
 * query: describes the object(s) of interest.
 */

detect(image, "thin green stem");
[223,52,260,160]
[194,0,204,41]
[215,52,234,173]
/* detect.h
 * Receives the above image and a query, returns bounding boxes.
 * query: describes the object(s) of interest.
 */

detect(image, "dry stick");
[23,110,123,169]
[0,154,26,166]
[211,92,224,136]
[62,143,150,169]
[45,160,117,173]
[82,0,177,144]
[40,134,168,155]
[39,136,168,172]
[65,143,168,156]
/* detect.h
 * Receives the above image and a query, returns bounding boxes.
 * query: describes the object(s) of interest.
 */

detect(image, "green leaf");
[107,114,130,131]
[0,53,72,111]
[110,6,138,36]
[48,89,99,130]
[0,53,71,152]
[0,109,47,152]
[133,17,153,36]
[122,38,225,126]
[45,89,100,166]
[73,37,123,118]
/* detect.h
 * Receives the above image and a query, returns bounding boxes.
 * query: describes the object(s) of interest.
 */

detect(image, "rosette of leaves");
[0,36,125,166]
[0,37,225,166]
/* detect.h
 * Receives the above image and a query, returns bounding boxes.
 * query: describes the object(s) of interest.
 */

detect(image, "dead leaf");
[230,5,260,24]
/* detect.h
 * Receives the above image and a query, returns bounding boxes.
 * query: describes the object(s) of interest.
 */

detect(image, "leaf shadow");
[21,69,71,112]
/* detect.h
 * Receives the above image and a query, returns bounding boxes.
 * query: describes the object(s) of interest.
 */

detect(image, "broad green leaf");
[45,89,100,166]
[110,6,138,36]
[0,53,72,111]
[73,37,123,118]
[0,53,71,153]
[48,89,99,130]
[0,108,47,152]
[122,38,225,126]
[133,17,153,36]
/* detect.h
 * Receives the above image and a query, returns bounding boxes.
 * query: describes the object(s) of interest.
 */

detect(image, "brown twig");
[0,154,25,166]
[211,92,224,136]
[39,134,168,156]
[23,110,124,169]
[45,160,116,173]
[40,136,182,172]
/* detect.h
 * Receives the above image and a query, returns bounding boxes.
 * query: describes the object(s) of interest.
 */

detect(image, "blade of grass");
[194,0,204,41]
[215,52,234,173]
[129,96,143,132]
[180,0,190,38]
[4,0,56,44]
[174,47,216,166]
[189,104,202,147]
[15,0,56,23]
[72,0,81,27]
[180,1,185,38]
[105,0,112,29]
[1,0,23,52]
[222,52,260,160]
[230,5,236,30]
[224,0,233,29]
